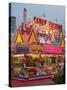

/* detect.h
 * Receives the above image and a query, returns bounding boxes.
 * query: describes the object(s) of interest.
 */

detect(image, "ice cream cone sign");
[28,30,37,44]
[60,36,65,48]
[16,31,23,44]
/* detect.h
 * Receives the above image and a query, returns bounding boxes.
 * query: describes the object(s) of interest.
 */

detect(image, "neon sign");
[31,45,43,52]
[33,17,46,25]
[49,21,62,30]
[16,47,29,53]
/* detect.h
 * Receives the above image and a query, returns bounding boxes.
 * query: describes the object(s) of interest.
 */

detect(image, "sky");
[11,3,65,29]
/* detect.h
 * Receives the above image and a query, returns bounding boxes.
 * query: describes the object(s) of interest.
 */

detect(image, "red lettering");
[49,21,62,30]
[33,17,46,25]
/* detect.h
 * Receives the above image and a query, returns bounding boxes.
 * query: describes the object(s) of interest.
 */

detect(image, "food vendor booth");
[11,17,65,86]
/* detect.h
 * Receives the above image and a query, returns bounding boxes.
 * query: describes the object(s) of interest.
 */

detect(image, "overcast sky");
[11,3,65,29]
